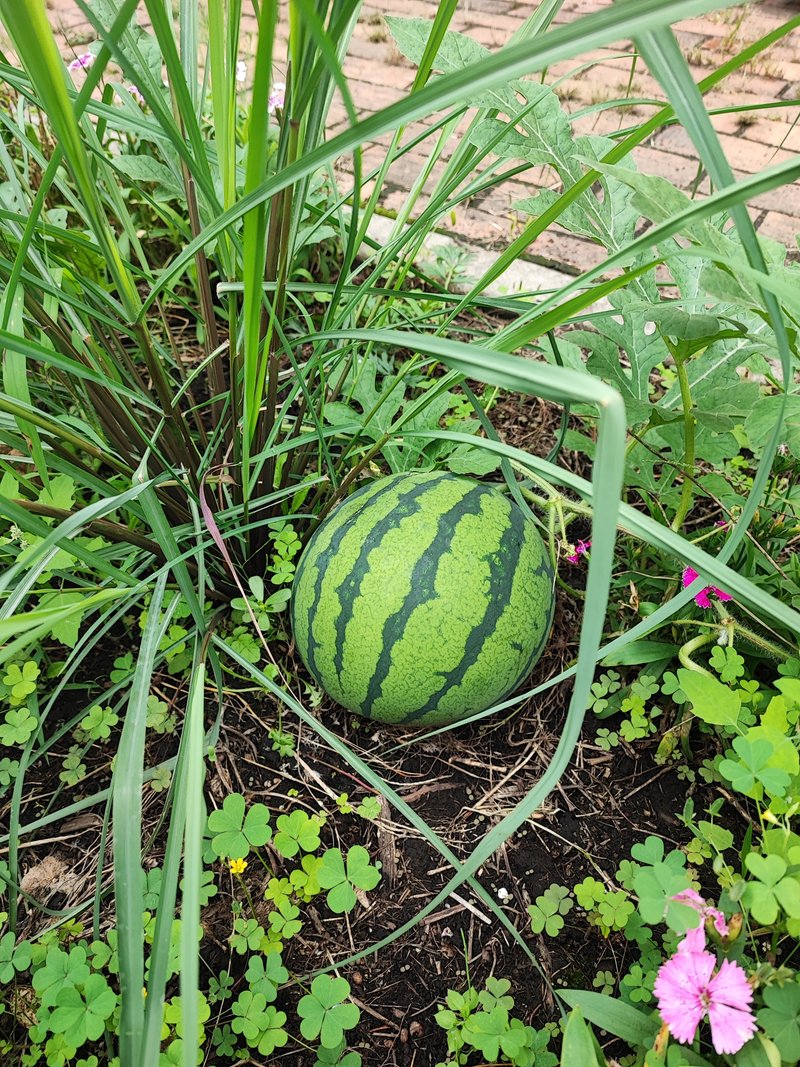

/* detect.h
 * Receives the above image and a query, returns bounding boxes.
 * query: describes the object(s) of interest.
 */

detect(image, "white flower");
[497,887,510,901]
[236,60,247,83]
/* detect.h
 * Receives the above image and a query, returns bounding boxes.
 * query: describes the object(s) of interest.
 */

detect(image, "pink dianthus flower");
[268,81,285,114]
[673,888,729,938]
[654,937,756,1055]
[68,52,94,71]
[682,566,732,610]
[566,539,590,564]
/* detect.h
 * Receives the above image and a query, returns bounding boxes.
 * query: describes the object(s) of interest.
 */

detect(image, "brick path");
[46,0,800,272]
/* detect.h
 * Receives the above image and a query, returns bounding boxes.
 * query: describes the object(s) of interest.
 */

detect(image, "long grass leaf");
[179,658,206,1067]
[142,0,740,311]
[111,570,172,1064]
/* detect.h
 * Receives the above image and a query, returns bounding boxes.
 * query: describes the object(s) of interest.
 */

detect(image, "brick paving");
[43,0,800,271]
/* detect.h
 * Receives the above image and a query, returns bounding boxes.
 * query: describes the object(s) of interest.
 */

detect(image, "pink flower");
[682,566,732,610]
[268,81,285,114]
[677,922,707,955]
[68,52,94,71]
[566,539,591,564]
[126,84,145,105]
[673,888,729,938]
[654,942,756,1055]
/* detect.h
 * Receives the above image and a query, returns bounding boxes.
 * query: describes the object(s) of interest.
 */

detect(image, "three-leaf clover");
[595,891,635,933]
[478,978,514,1012]
[273,810,321,858]
[317,846,380,914]
[298,975,360,1048]
[245,953,288,1002]
[356,796,381,821]
[527,885,573,936]
[710,645,745,682]
[146,695,176,735]
[78,705,118,742]
[0,931,31,984]
[207,794,271,859]
[31,946,89,1005]
[0,707,37,747]
[59,748,86,786]
[757,982,800,1062]
[48,973,117,1046]
[268,897,302,941]
[631,836,694,932]
[208,970,234,1004]
[463,1008,528,1061]
[3,661,39,706]
[719,736,791,800]
[230,918,267,955]
[743,853,800,924]
[231,991,289,1056]
[314,1041,363,1067]
[0,757,19,789]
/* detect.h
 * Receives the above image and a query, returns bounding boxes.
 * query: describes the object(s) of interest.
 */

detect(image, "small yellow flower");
[229,858,248,875]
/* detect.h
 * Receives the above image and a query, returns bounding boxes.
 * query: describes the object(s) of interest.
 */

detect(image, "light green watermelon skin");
[290,471,554,727]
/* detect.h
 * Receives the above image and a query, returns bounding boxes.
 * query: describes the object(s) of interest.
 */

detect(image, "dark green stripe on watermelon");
[401,496,530,722]
[363,483,488,713]
[331,473,455,685]
[298,473,454,687]
[290,472,554,728]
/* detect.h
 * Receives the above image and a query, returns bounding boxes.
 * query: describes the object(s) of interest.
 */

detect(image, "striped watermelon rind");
[290,471,554,727]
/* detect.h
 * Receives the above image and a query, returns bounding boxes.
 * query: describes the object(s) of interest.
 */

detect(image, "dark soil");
[6,389,721,1067]
[209,585,707,1067]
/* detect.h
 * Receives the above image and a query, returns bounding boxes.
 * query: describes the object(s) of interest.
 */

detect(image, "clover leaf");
[463,1007,527,1061]
[211,1024,237,1057]
[317,846,380,914]
[743,853,800,924]
[208,970,234,1004]
[758,982,800,1062]
[314,1040,363,1067]
[231,990,267,1044]
[0,931,31,984]
[0,707,37,747]
[273,810,321,858]
[207,794,271,859]
[253,1006,289,1057]
[231,991,288,1055]
[479,977,514,1013]
[356,796,381,821]
[49,973,117,1046]
[298,975,360,1047]
[32,946,89,1006]
[631,837,693,931]
[719,736,791,800]
[269,897,302,941]
[162,991,211,1041]
[78,704,118,742]
[230,917,267,955]
[528,885,573,936]
[3,661,39,706]
[245,953,288,1002]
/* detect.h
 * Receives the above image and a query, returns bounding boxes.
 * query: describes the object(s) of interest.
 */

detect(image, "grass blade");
[112,570,172,1064]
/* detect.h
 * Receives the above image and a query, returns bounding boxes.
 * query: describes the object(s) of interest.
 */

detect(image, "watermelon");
[290,471,554,727]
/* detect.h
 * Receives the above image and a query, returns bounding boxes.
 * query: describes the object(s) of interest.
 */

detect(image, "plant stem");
[671,351,696,533]
[678,631,718,675]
